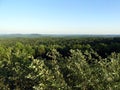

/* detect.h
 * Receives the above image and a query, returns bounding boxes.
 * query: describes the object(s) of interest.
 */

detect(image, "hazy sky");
[0,0,120,34]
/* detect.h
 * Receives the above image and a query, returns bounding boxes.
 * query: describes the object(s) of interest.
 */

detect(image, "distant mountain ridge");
[0,34,120,38]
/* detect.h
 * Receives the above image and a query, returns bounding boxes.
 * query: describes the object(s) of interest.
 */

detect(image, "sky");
[0,0,120,34]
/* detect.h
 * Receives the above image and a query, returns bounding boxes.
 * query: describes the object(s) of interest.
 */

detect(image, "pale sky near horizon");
[0,0,120,34]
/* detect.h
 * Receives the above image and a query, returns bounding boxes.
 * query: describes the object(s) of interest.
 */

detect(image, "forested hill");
[0,34,42,38]
[0,34,120,38]
[0,36,120,89]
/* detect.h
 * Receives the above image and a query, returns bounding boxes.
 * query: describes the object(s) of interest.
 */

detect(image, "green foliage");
[0,37,120,89]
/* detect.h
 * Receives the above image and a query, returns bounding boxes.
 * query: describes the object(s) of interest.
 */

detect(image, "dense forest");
[0,36,120,90]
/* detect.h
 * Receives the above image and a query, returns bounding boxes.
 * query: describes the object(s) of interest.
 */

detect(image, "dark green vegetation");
[0,36,120,90]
